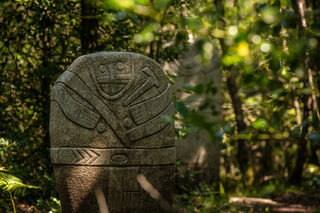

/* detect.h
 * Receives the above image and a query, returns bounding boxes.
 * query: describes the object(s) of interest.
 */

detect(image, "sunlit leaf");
[0,169,40,196]
[252,118,268,129]
[237,42,249,56]
[261,7,279,24]
[222,55,242,66]
[154,0,172,10]
[104,0,135,10]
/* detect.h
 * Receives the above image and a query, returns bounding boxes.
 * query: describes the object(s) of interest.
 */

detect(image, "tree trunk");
[226,70,249,174]
[289,0,314,183]
[38,7,55,198]
[214,0,250,175]
[289,96,311,183]
[81,0,99,54]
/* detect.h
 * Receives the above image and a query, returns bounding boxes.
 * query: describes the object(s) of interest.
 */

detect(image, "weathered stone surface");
[50,52,175,213]
[163,41,221,183]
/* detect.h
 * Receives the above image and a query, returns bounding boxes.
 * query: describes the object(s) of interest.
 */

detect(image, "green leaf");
[154,0,172,10]
[219,183,225,197]
[175,101,189,118]
[183,83,204,94]
[308,133,320,145]
[104,0,135,10]
[0,169,40,196]
[222,55,242,66]
[261,7,279,24]
[252,118,268,129]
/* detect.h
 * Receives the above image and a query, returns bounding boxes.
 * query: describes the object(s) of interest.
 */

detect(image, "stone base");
[54,165,174,213]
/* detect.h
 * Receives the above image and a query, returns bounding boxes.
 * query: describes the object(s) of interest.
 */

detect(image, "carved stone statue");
[50,52,175,213]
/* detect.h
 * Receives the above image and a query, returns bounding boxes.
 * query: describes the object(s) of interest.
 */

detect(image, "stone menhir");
[50,52,175,213]
[163,41,221,183]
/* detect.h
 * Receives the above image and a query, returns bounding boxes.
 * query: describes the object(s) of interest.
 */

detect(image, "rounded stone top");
[50,52,174,149]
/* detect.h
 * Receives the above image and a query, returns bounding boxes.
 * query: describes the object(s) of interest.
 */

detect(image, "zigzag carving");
[71,148,101,164]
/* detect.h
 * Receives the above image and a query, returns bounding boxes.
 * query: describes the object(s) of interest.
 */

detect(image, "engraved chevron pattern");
[71,148,100,164]
[50,147,176,166]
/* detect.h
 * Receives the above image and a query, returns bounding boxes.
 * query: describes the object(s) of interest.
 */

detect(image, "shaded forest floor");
[228,192,320,212]
[11,191,320,213]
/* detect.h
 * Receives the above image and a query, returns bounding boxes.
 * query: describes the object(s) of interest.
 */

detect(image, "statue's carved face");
[91,56,134,99]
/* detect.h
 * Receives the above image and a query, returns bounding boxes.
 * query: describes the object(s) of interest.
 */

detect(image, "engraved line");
[60,84,98,114]
[88,149,101,164]
[88,56,135,100]
[123,78,150,106]
[116,74,131,79]
[129,83,172,125]
[123,82,168,110]
[97,79,129,84]
[82,149,92,163]
[130,122,171,142]
[123,67,159,107]
[71,149,81,163]
[55,163,175,167]
[51,146,175,150]
[51,147,175,165]
[50,100,100,130]
[127,103,174,141]
[52,147,175,150]
[77,149,86,163]
[71,150,78,163]
[56,71,129,145]
[51,84,100,128]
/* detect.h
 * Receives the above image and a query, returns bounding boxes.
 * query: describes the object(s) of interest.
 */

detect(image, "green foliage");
[0,168,40,196]
[0,168,40,213]
[36,197,62,213]
[0,0,80,200]
[1,0,320,211]
[102,0,189,61]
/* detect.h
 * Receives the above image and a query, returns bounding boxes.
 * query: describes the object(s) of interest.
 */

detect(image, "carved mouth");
[97,74,131,84]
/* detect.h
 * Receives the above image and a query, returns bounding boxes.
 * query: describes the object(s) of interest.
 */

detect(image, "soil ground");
[11,191,320,212]
[229,192,320,212]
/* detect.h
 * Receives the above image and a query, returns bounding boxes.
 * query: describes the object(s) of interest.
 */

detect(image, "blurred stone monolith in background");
[163,40,221,183]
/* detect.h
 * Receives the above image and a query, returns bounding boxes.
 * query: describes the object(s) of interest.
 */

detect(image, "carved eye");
[116,62,125,70]
[99,65,106,73]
